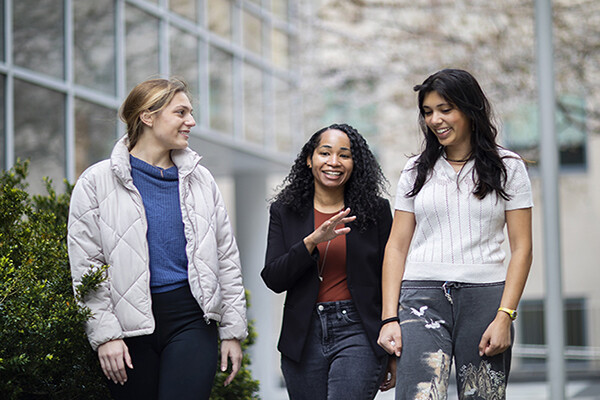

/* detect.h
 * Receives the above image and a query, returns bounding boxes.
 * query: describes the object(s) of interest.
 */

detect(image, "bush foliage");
[0,161,259,399]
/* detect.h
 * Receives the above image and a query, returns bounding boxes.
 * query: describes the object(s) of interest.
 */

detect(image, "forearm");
[499,248,532,310]
[381,247,407,319]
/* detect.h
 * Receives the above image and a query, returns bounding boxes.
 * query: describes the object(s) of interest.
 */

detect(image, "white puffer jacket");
[68,136,247,350]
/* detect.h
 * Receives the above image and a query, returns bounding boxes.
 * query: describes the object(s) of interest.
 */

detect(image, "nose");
[327,154,341,166]
[186,114,196,127]
[429,111,443,126]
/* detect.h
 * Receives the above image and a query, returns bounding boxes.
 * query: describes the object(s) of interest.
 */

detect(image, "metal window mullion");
[159,0,169,76]
[115,0,126,138]
[4,0,13,169]
[198,44,209,129]
[64,0,75,182]
[232,0,243,140]
[262,1,274,150]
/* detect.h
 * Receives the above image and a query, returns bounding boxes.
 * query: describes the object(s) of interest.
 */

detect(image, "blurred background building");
[1,0,599,398]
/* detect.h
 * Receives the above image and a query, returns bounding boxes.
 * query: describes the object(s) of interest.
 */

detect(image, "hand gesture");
[221,339,243,386]
[377,321,402,357]
[478,313,512,357]
[97,339,133,385]
[304,208,356,253]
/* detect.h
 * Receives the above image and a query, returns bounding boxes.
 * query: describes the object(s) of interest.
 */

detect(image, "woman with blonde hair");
[68,78,247,399]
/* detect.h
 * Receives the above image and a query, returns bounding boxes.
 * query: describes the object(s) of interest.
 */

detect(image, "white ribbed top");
[395,148,533,283]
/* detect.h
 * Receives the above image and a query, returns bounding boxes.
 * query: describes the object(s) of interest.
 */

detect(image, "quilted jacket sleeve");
[211,179,248,341]
[68,172,123,351]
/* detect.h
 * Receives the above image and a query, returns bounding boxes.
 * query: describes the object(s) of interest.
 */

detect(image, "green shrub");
[0,161,260,399]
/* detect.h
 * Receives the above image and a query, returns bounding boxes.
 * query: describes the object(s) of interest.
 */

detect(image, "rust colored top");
[315,209,351,302]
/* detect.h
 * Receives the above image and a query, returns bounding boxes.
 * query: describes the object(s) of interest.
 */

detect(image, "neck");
[313,187,345,213]
[130,138,173,169]
[444,147,472,163]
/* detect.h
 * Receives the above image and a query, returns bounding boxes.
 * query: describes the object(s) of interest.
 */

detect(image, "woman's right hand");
[303,207,356,253]
[97,339,133,385]
[377,321,402,357]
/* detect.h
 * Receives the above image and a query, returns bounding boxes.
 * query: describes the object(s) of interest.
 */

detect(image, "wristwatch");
[498,307,518,320]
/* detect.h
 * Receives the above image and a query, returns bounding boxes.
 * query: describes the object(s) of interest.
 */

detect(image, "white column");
[234,172,287,400]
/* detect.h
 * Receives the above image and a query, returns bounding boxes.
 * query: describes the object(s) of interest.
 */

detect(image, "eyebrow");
[318,144,351,151]
[423,102,451,109]
[175,104,193,112]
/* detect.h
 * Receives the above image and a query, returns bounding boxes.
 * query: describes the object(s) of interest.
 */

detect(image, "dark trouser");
[108,285,218,400]
[281,300,386,400]
[395,281,513,400]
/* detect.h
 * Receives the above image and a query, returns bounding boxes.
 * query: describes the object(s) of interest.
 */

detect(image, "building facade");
[1,0,299,398]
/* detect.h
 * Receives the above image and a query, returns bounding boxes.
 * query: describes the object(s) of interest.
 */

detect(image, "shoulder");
[74,159,112,188]
[497,148,525,166]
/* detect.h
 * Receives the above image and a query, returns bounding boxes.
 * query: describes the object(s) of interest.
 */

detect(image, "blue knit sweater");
[130,155,188,293]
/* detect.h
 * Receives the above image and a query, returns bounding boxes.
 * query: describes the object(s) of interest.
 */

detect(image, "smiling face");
[142,91,196,152]
[308,129,354,194]
[422,90,472,155]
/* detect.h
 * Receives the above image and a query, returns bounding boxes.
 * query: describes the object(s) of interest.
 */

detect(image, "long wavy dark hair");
[272,123,388,231]
[409,69,512,200]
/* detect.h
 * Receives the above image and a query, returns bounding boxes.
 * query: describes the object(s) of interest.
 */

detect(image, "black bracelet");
[380,316,400,327]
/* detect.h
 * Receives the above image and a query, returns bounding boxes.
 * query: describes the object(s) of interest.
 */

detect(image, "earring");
[307,164,312,168]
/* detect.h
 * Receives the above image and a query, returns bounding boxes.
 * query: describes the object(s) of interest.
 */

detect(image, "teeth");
[324,171,342,176]
[437,128,450,134]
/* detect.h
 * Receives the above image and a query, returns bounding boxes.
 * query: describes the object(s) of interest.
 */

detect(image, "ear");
[306,155,312,168]
[140,111,153,128]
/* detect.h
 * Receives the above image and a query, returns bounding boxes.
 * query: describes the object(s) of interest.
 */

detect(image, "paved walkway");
[374,380,600,399]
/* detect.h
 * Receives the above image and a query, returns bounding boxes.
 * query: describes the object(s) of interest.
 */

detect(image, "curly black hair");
[272,123,388,231]
[410,69,516,200]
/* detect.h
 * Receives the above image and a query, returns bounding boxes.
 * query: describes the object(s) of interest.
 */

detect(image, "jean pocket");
[340,308,361,324]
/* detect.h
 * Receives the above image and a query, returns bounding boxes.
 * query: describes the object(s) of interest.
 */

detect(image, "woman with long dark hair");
[262,123,396,399]
[378,69,533,399]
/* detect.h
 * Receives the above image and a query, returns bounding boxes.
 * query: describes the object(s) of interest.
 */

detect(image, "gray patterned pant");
[395,280,513,400]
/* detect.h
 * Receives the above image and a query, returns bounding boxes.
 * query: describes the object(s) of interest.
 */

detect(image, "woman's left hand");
[221,339,243,386]
[478,312,512,357]
[379,356,397,392]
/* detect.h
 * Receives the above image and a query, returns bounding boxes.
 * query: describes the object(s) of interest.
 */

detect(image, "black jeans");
[109,284,218,400]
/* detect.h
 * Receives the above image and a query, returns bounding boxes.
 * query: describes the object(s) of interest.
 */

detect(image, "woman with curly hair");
[378,69,533,399]
[262,123,396,399]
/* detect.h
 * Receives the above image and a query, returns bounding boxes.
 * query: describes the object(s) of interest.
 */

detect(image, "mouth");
[323,171,342,177]
[179,131,190,139]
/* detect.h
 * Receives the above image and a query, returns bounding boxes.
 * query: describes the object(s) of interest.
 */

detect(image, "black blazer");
[261,198,392,362]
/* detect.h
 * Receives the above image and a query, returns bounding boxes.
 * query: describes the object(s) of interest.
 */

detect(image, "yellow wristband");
[498,307,517,320]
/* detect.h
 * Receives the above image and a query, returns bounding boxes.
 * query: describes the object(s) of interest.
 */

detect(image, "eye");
[423,110,432,116]
[442,108,452,114]
[340,153,352,159]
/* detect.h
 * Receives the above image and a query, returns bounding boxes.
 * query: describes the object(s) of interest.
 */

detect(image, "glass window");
[14,80,65,194]
[244,64,263,144]
[74,0,116,95]
[271,29,289,68]
[125,5,159,91]
[207,0,232,39]
[209,46,233,135]
[503,95,587,168]
[0,74,4,168]
[272,0,288,20]
[243,11,262,55]
[13,0,64,78]
[274,79,291,152]
[74,99,117,177]
[170,26,199,114]
[518,298,588,366]
[170,0,197,22]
